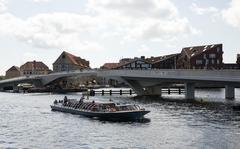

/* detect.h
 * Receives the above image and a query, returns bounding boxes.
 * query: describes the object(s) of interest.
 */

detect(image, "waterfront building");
[53,51,90,72]
[150,53,180,69]
[5,66,21,79]
[146,56,163,64]
[101,56,152,70]
[177,44,223,69]
[119,58,134,65]
[115,56,152,69]
[20,60,50,76]
[100,63,119,69]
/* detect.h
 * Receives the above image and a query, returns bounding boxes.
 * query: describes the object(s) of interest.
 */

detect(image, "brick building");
[53,51,90,72]
[177,44,223,69]
[5,66,21,79]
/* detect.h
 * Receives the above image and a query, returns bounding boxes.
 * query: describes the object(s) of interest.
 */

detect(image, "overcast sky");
[0,0,240,75]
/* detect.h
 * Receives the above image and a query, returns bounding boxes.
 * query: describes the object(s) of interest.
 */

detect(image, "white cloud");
[32,0,51,2]
[0,13,103,51]
[87,0,198,41]
[0,0,198,52]
[23,52,39,62]
[222,0,240,29]
[87,0,178,19]
[127,18,199,41]
[0,0,7,13]
[190,3,219,15]
[138,45,150,53]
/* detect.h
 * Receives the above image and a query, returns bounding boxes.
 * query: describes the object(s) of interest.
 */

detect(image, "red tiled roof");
[20,61,49,71]
[101,63,119,69]
[63,51,89,68]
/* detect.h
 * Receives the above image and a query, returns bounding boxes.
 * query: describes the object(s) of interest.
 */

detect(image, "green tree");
[0,76,5,80]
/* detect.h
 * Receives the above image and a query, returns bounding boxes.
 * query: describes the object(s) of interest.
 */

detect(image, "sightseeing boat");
[50,97,150,121]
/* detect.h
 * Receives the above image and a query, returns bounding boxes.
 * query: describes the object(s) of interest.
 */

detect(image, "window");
[196,60,203,65]
[217,47,221,52]
[217,59,220,64]
[209,54,216,58]
[206,59,209,65]
[61,65,65,71]
[212,59,215,64]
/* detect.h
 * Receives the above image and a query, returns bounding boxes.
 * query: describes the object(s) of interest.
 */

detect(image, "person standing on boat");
[80,95,84,103]
[54,100,58,104]
[64,96,68,104]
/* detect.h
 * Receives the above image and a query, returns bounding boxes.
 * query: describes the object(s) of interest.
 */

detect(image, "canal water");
[0,89,240,149]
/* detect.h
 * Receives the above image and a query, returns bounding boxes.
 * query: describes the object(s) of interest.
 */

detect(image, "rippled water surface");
[0,89,240,149]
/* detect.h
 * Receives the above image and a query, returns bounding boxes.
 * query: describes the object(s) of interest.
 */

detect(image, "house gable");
[53,51,90,72]
[6,66,20,73]
[53,51,74,65]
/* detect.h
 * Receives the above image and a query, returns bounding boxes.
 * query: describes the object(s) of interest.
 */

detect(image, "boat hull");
[51,105,150,120]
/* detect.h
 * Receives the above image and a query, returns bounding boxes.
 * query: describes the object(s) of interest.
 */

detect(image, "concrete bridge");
[98,69,240,100]
[0,69,240,100]
[0,70,97,90]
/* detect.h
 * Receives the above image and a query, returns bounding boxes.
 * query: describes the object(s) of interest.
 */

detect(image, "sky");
[0,0,240,75]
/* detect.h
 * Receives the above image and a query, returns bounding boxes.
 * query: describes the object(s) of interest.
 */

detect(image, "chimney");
[33,60,36,72]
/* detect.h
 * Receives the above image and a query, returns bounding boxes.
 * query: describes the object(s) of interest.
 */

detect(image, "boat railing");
[54,99,146,112]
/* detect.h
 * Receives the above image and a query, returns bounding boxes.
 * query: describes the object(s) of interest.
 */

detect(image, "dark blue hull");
[51,105,150,120]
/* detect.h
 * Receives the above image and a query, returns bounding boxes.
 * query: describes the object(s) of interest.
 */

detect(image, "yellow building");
[20,60,50,76]
[5,66,21,79]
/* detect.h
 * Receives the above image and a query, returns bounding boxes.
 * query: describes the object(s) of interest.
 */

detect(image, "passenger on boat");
[79,96,84,103]
[110,107,116,112]
[63,96,68,104]
[54,100,58,104]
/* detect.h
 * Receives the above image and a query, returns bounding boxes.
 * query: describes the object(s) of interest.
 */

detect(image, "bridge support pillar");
[146,86,162,96]
[125,80,145,96]
[185,83,195,100]
[225,85,235,99]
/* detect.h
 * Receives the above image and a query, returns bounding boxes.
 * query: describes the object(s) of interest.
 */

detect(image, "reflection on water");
[0,89,240,149]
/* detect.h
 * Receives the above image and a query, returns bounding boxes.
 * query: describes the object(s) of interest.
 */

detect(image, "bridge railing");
[97,69,240,83]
